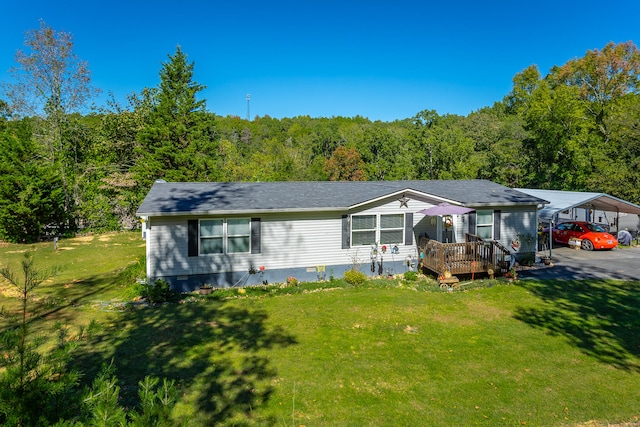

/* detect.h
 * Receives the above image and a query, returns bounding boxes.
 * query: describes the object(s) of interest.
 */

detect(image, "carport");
[516,189,640,257]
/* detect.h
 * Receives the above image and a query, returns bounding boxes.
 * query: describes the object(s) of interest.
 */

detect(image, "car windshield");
[585,223,606,232]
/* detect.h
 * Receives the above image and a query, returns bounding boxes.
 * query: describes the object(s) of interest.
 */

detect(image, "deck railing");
[418,234,512,276]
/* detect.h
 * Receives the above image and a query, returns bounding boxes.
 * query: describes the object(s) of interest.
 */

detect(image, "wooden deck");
[418,234,512,278]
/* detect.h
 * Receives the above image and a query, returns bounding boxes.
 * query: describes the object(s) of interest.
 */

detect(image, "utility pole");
[246,94,251,121]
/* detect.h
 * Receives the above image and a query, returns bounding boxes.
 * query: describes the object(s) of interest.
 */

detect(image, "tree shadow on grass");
[1,274,114,335]
[72,300,297,425]
[514,279,640,371]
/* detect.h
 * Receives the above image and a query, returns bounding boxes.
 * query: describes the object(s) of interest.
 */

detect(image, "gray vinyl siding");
[463,206,538,254]
[147,196,430,280]
[146,212,343,279]
[145,198,540,283]
[147,217,190,278]
[413,205,538,248]
[498,207,539,254]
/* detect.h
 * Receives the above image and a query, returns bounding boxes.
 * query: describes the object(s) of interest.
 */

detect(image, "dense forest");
[1,21,640,242]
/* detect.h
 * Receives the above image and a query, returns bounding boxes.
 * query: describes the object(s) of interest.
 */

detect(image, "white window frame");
[379,213,405,245]
[199,218,251,255]
[351,213,405,247]
[476,210,493,240]
[351,214,377,247]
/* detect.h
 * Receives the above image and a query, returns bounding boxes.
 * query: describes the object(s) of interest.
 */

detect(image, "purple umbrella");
[418,202,475,216]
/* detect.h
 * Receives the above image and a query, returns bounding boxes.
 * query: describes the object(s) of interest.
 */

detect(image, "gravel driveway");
[520,246,640,281]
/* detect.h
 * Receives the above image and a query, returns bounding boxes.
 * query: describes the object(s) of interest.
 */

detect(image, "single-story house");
[136,180,548,291]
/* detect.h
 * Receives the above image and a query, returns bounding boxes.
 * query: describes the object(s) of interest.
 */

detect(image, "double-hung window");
[380,214,404,243]
[351,213,405,246]
[352,215,377,246]
[199,218,250,254]
[475,210,493,239]
[227,219,251,253]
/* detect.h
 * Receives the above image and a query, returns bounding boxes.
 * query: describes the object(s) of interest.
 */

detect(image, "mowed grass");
[1,234,640,426]
[0,232,146,340]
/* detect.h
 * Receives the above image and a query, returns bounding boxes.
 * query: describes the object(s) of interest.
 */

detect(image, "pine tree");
[133,47,218,192]
[0,253,79,425]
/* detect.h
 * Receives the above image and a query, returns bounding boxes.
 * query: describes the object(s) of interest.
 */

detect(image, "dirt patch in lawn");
[575,422,639,427]
[0,282,21,298]
[464,300,510,322]
[71,235,95,243]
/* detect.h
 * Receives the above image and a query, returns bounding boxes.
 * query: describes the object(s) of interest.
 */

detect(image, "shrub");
[344,269,367,285]
[117,256,147,300]
[144,279,173,303]
[403,270,419,282]
[115,256,146,286]
[519,253,535,266]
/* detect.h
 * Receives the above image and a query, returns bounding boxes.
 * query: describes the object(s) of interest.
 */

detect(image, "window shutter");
[251,218,261,254]
[188,220,198,257]
[468,212,476,235]
[493,210,501,240]
[342,215,350,249]
[404,212,413,245]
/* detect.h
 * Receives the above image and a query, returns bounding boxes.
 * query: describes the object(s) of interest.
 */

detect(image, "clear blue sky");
[1,0,639,122]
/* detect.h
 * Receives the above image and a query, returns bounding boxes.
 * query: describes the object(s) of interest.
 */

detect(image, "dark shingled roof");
[136,180,548,216]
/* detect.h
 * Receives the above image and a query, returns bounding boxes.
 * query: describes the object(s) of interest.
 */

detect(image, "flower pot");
[199,287,213,295]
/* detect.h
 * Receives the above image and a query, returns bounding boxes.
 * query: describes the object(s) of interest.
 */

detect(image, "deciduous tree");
[550,41,640,141]
[504,65,542,115]
[521,81,593,189]
[324,145,367,181]
[3,20,98,232]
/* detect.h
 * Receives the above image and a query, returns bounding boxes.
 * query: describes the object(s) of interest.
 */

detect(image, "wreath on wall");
[444,216,453,228]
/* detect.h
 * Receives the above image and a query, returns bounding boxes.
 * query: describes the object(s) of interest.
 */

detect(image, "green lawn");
[1,234,640,426]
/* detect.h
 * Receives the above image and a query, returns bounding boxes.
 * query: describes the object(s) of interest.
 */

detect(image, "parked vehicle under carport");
[545,221,618,251]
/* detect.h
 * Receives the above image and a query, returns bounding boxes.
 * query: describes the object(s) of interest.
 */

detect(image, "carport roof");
[516,188,640,221]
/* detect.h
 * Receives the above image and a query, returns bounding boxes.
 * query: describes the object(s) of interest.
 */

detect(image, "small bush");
[344,269,367,285]
[519,253,535,266]
[115,256,146,286]
[144,279,173,303]
[403,270,419,282]
[118,257,147,300]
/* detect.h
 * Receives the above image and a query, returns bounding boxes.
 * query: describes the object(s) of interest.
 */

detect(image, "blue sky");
[1,1,639,122]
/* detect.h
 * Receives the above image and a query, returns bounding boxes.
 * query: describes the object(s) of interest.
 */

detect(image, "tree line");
[1,21,640,242]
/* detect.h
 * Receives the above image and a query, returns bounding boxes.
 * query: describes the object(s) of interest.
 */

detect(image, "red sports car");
[549,221,618,250]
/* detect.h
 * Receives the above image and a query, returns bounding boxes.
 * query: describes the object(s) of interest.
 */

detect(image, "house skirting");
[154,259,416,293]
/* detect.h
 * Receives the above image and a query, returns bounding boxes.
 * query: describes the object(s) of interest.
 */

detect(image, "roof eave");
[137,206,349,217]
[469,201,548,208]
[347,188,460,210]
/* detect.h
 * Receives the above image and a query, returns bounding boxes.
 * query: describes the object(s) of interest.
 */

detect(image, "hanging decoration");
[444,215,453,228]
[511,238,520,251]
